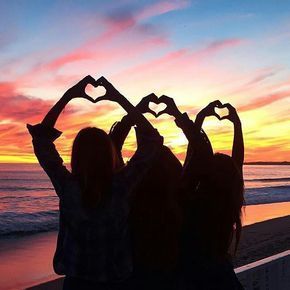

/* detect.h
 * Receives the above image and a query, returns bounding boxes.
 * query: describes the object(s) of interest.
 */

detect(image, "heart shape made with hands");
[148,101,167,116]
[214,105,230,120]
[84,80,231,122]
[85,83,106,101]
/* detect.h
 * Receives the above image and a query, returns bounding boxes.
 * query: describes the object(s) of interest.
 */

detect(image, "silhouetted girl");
[27,76,163,290]
[109,94,183,290]
[157,97,244,289]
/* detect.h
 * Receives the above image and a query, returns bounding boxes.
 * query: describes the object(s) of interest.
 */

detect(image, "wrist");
[62,92,73,102]
[116,93,127,105]
[122,114,134,126]
[233,118,241,127]
[173,110,183,119]
[196,112,205,122]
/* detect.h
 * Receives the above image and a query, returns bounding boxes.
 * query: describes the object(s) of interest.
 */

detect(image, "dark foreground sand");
[27,278,64,290]
[24,215,290,290]
[235,215,290,267]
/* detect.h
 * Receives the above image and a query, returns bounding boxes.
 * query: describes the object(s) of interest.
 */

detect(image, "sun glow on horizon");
[0,1,290,163]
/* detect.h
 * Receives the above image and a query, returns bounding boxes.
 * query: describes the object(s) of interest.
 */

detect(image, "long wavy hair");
[71,127,120,208]
[129,146,183,271]
[193,153,244,258]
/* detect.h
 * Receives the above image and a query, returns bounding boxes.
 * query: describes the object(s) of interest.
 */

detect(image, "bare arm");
[157,95,214,156]
[156,96,213,178]
[221,104,244,171]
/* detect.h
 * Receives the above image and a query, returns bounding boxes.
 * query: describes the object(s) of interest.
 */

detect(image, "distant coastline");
[245,161,290,165]
[0,161,290,165]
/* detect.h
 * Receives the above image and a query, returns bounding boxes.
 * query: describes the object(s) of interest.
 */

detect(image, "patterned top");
[27,123,163,282]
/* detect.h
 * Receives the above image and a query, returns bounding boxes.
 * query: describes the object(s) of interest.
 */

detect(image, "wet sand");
[0,232,59,290]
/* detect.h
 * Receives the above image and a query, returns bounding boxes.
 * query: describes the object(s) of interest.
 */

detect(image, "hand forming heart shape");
[136,94,178,118]
[82,76,234,122]
[85,83,107,100]
[148,102,167,116]
[214,105,230,120]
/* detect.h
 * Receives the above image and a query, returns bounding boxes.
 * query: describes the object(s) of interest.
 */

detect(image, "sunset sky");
[0,0,290,163]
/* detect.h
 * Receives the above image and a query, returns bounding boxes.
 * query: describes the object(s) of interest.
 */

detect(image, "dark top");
[27,123,163,282]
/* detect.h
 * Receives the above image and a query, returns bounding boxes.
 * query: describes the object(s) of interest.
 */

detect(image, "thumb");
[82,93,95,103]
[219,115,229,121]
[146,108,157,118]
[157,108,168,117]
[94,95,107,103]
[213,112,221,120]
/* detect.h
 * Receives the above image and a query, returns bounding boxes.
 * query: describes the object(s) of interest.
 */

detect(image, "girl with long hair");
[157,97,244,289]
[109,94,183,290]
[28,76,163,290]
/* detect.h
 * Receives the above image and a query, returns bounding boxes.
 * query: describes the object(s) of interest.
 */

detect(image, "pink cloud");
[0,82,115,124]
[239,90,290,112]
[199,38,244,55]
[42,0,185,73]
[136,0,190,21]
[114,38,244,86]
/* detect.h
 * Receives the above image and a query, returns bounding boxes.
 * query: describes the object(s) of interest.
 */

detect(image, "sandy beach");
[1,202,290,290]
[235,215,290,267]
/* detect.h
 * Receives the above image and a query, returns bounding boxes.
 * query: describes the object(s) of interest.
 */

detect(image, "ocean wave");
[0,186,54,191]
[245,185,290,205]
[245,177,290,182]
[0,210,59,237]
[0,178,49,182]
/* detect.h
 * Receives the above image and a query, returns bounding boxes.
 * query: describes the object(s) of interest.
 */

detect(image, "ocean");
[0,163,290,238]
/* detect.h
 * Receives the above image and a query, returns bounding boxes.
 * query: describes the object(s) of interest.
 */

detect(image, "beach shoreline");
[1,202,290,289]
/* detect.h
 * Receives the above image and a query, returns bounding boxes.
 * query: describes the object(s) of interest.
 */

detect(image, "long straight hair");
[130,146,183,271]
[71,127,119,208]
[197,153,244,258]
[181,153,244,259]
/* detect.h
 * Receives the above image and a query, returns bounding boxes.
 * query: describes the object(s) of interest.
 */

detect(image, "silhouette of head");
[130,146,183,270]
[196,153,244,257]
[71,127,119,207]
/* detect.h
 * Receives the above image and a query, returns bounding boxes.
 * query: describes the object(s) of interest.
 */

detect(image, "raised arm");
[220,103,244,171]
[157,95,214,164]
[27,76,96,195]
[95,77,157,135]
[109,93,158,156]
[156,96,214,192]
[95,77,163,195]
[42,75,95,128]
[194,100,222,132]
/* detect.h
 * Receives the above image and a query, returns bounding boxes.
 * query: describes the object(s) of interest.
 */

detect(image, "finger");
[82,93,95,103]
[225,103,235,110]
[159,95,172,104]
[82,75,96,85]
[223,103,236,115]
[146,108,157,117]
[94,95,108,103]
[142,94,158,104]
[144,93,158,103]
[211,100,222,107]
[213,112,221,120]
[95,76,108,87]
[156,108,168,117]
